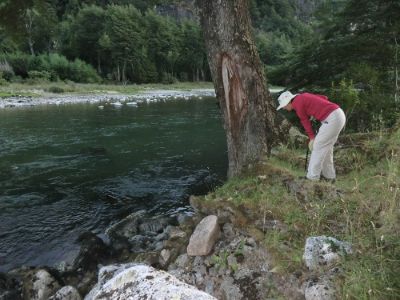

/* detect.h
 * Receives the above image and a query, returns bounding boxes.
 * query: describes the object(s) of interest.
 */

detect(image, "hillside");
[184,124,400,298]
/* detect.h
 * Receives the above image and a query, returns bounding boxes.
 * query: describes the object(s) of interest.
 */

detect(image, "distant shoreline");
[0,81,284,109]
[0,88,216,109]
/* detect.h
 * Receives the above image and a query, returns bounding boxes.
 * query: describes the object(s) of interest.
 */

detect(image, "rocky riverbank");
[0,89,216,109]
[2,128,397,299]
[0,170,352,300]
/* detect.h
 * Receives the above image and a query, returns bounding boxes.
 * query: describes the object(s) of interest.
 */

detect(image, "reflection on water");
[0,97,227,271]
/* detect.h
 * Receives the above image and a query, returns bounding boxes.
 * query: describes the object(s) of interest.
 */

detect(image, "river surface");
[0,96,227,272]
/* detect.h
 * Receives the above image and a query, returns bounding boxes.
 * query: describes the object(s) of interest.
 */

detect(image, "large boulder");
[27,269,61,300]
[187,215,220,256]
[84,263,217,300]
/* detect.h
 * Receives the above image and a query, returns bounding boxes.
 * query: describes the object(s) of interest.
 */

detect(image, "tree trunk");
[196,0,283,177]
[117,64,121,82]
[122,61,126,83]
[97,53,102,75]
[25,9,35,56]
[395,36,399,103]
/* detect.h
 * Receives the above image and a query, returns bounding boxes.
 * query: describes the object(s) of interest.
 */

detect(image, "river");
[0,95,227,272]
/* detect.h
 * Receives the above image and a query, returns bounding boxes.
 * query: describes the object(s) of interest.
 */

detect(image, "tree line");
[0,0,316,85]
[0,0,208,84]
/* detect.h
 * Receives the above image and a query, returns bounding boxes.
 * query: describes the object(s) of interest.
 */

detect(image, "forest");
[0,0,399,131]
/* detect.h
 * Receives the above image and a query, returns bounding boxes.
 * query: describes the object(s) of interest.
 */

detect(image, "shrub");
[28,70,51,81]
[161,72,177,84]
[47,86,65,93]
[0,53,101,83]
[0,72,8,86]
[0,60,14,81]
[345,63,382,92]
[69,58,101,83]
[326,78,397,133]
[0,52,30,77]
[47,53,72,81]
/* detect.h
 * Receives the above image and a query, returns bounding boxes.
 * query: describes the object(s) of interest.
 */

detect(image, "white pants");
[307,108,346,180]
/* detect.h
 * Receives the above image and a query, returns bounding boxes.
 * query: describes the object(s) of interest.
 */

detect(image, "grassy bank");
[0,81,215,98]
[0,81,285,99]
[201,127,400,299]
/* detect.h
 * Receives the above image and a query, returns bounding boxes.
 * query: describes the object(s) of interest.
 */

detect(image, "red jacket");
[291,93,339,139]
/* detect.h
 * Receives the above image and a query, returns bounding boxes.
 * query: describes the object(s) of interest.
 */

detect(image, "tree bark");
[24,9,36,56]
[395,36,399,103]
[196,0,283,177]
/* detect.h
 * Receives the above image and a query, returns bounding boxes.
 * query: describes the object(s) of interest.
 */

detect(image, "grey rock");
[167,226,187,240]
[105,210,145,240]
[155,232,168,241]
[73,232,110,271]
[153,241,164,251]
[303,236,352,270]
[187,215,220,256]
[173,254,190,270]
[159,249,171,267]
[177,213,194,226]
[226,254,238,271]
[106,210,177,255]
[48,286,81,300]
[222,223,236,240]
[305,276,336,300]
[31,269,61,300]
[220,277,243,300]
[84,263,217,300]
[204,278,215,296]
[54,261,72,273]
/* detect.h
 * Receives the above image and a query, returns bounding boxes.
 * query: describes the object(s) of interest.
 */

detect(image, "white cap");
[276,91,297,110]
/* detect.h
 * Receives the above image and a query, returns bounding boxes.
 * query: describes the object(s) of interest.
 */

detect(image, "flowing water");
[0,96,227,272]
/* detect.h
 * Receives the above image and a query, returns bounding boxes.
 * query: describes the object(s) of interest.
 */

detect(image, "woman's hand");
[308,139,314,151]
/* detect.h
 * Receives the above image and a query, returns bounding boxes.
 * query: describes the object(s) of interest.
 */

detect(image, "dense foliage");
[0,0,315,85]
[0,0,208,84]
[272,0,400,131]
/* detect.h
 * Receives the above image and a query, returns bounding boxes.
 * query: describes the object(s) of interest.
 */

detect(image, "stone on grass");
[187,215,220,256]
[84,263,217,300]
[303,236,352,271]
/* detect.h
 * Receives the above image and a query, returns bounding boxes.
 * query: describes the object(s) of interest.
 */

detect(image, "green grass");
[201,126,400,299]
[0,91,40,98]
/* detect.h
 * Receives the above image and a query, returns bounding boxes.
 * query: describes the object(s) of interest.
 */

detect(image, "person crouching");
[277,91,346,181]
